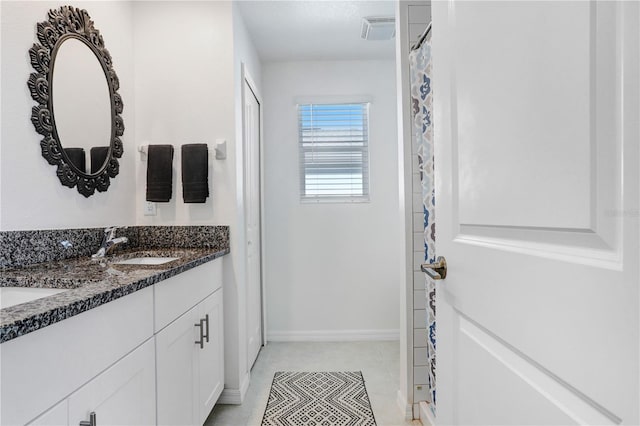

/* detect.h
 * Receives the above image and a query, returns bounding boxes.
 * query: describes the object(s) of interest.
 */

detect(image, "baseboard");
[397,390,413,421]
[218,371,251,405]
[419,401,436,426]
[267,329,400,342]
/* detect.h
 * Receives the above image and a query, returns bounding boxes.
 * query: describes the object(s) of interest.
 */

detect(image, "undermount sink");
[113,257,179,265]
[0,287,67,309]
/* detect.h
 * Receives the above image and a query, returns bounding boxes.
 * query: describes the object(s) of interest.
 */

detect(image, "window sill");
[300,197,370,204]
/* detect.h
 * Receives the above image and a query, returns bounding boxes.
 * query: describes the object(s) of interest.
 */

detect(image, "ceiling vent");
[361,16,395,41]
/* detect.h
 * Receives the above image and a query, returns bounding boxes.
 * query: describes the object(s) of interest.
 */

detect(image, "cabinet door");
[156,306,199,426]
[197,289,224,424]
[68,338,156,426]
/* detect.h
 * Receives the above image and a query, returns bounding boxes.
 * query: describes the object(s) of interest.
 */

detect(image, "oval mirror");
[27,6,124,197]
[52,38,111,174]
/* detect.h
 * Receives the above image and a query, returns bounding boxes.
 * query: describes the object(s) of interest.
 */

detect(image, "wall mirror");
[28,6,124,197]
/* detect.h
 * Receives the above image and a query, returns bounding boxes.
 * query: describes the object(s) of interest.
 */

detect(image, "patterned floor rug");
[261,371,377,426]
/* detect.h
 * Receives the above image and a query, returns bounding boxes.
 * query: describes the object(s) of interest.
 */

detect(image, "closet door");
[432,1,639,424]
[244,76,264,371]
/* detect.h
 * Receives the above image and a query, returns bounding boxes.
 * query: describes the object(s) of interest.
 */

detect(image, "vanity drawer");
[154,258,222,332]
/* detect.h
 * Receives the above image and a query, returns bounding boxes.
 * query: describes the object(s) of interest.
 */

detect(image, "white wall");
[263,60,400,340]
[0,1,136,231]
[132,1,262,400]
[133,1,235,227]
[223,1,264,398]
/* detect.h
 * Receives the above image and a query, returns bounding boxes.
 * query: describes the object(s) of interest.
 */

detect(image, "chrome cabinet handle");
[195,319,205,349]
[421,256,447,280]
[204,314,210,343]
[79,412,96,426]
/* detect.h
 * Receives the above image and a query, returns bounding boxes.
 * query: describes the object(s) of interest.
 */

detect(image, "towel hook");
[137,145,148,160]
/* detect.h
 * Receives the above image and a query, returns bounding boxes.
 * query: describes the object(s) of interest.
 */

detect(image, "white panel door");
[68,339,156,426]
[197,289,224,424]
[432,1,639,425]
[244,77,263,370]
[28,399,68,426]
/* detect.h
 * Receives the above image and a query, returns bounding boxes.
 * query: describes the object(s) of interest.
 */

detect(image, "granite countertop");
[0,247,229,344]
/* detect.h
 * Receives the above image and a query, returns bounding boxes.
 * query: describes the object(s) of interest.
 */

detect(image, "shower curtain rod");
[411,21,432,51]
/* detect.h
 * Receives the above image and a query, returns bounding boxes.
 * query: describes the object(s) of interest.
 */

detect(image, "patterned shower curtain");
[409,30,436,416]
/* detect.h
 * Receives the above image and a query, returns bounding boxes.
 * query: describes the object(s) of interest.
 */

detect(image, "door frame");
[241,63,267,364]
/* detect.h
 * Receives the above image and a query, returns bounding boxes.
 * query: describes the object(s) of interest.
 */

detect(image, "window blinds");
[298,103,370,201]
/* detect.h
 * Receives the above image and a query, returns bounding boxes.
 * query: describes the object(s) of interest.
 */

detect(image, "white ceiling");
[237,0,396,62]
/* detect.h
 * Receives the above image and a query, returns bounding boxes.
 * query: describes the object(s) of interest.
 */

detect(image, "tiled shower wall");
[407,1,433,419]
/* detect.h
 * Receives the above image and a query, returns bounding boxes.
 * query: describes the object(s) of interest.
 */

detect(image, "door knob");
[421,256,447,280]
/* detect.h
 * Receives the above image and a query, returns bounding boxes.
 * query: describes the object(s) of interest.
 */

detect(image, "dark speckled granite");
[0,226,230,343]
[0,225,229,268]
[0,228,104,268]
[137,225,229,249]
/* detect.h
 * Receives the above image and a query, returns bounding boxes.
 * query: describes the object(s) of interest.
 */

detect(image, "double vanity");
[0,226,229,426]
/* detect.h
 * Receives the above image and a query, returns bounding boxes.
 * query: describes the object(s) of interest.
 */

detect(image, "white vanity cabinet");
[2,256,225,426]
[67,338,156,426]
[28,338,157,426]
[156,305,201,425]
[155,261,224,426]
[2,286,154,426]
[196,290,224,423]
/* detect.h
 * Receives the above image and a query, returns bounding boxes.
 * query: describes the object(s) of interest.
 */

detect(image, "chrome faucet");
[92,226,128,259]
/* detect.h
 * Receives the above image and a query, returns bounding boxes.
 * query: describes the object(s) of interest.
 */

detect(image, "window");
[298,102,370,202]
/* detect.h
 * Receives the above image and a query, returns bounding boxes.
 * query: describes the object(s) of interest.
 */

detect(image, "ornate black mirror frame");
[27,6,124,197]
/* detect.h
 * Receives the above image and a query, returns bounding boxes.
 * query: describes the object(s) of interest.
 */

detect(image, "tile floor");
[204,341,422,426]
